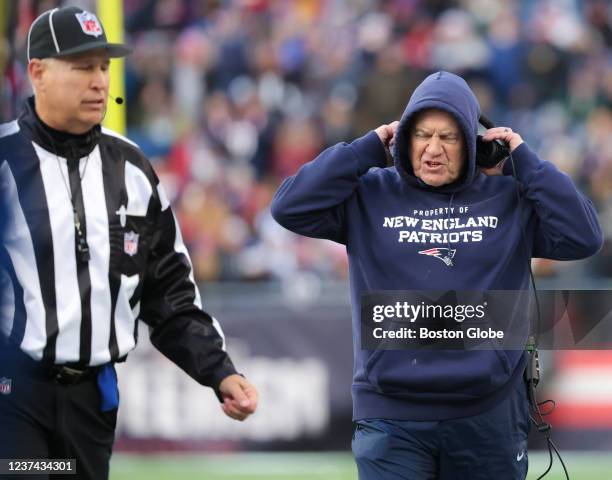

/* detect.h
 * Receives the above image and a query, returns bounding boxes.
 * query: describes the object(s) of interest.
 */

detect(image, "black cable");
[535,437,554,480]
[538,399,556,416]
[550,438,570,477]
[508,150,570,480]
[529,379,570,480]
[508,152,542,342]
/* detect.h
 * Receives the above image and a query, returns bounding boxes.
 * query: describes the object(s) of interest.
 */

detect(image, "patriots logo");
[418,247,456,267]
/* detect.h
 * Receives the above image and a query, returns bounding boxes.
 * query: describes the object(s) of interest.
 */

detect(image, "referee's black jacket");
[0,97,237,393]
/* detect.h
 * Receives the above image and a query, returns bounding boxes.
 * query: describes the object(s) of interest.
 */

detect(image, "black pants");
[0,358,116,480]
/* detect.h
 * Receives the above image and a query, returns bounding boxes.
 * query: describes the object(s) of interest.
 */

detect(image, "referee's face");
[33,50,110,135]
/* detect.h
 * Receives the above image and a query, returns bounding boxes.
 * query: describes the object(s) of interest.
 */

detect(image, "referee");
[0,6,258,479]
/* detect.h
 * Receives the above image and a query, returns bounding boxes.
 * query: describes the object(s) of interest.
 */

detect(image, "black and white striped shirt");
[0,98,236,389]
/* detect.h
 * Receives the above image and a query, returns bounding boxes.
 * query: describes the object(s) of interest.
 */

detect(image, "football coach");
[271,71,603,479]
[0,6,258,479]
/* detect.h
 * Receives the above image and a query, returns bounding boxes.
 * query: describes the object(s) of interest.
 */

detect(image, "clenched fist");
[219,374,259,421]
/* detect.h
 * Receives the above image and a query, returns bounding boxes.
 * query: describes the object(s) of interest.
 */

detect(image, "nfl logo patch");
[0,377,11,395]
[75,11,103,38]
[124,231,139,256]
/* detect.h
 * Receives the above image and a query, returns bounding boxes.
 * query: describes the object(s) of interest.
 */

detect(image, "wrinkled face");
[31,50,110,134]
[410,109,465,187]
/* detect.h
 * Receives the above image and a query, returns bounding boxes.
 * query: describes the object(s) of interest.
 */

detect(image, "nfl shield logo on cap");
[0,377,12,395]
[27,6,131,61]
[75,11,103,38]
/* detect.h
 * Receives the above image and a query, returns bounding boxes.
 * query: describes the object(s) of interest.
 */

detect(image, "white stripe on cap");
[27,8,58,62]
[48,8,60,54]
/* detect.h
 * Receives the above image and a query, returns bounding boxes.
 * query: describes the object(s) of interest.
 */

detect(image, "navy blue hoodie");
[271,71,603,421]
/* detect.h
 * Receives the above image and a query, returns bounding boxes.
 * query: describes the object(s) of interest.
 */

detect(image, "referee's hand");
[219,374,259,421]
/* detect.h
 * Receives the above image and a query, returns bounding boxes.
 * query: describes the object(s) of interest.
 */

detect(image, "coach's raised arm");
[271,122,398,244]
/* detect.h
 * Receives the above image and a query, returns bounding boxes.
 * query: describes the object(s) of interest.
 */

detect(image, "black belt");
[1,346,99,385]
[47,364,99,385]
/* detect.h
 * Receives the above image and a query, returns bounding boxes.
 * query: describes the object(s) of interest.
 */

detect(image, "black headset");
[475,114,511,168]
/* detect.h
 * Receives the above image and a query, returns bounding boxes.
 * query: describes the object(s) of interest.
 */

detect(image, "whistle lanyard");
[59,155,91,263]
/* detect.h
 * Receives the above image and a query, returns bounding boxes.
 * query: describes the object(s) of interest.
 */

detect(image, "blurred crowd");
[2,0,612,283]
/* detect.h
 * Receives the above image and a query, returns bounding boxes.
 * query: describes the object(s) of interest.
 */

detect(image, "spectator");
[3,0,610,283]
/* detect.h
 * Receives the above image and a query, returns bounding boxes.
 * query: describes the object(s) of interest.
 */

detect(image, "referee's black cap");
[27,6,131,62]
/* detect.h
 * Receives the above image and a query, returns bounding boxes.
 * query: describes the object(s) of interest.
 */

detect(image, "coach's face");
[30,49,110,134]
[410,109,465,187]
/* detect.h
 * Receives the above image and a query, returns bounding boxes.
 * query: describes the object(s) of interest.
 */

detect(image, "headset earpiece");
[476,115,511,168]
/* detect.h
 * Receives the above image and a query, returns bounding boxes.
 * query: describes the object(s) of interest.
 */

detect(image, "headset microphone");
[109,94,124,105]
[101,95,124,122]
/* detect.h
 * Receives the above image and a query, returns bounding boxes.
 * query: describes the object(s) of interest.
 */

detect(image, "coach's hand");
[480,126,524,176]
[481,126,523,152]
[219,374,259,421]
[375,121,400,149]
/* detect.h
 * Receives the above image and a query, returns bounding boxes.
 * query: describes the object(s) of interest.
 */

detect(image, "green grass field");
[110,452,612,480]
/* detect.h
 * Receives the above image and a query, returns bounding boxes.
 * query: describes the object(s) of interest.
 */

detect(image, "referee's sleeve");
[139,178,237,397]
